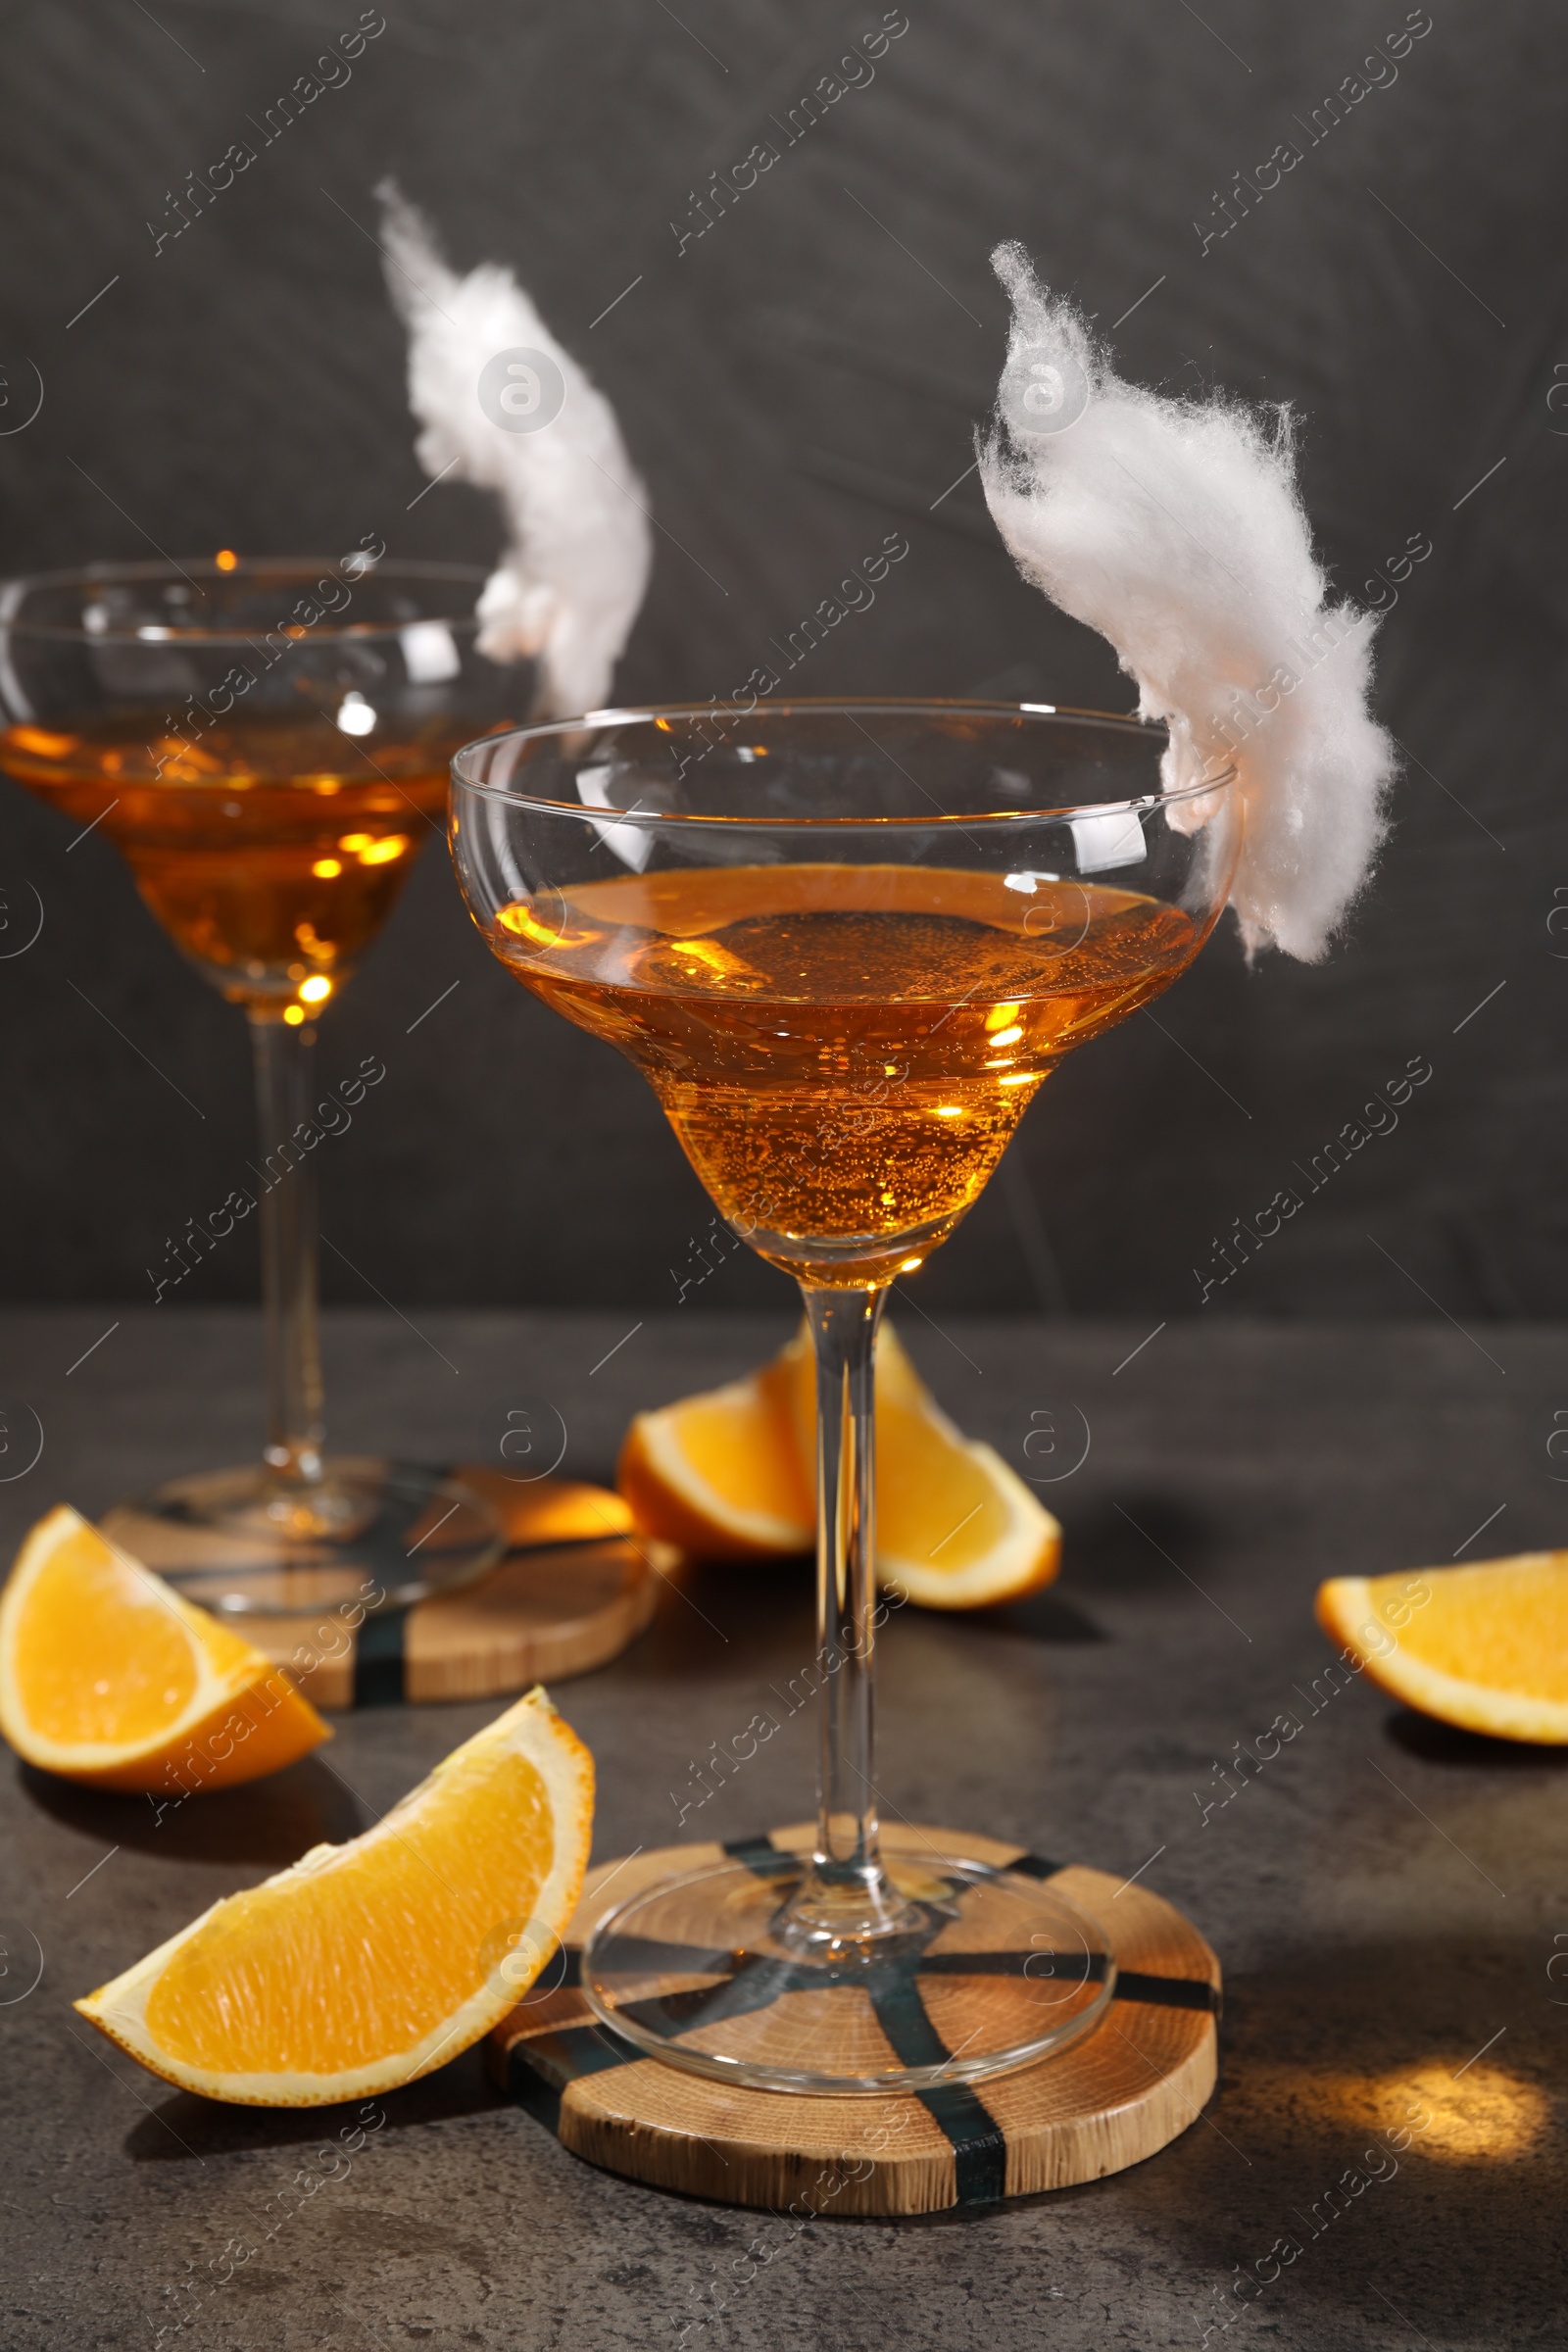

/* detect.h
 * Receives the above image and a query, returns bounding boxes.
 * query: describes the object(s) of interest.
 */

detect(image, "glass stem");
[249,1010,326,1494]
[785,1284,909,1941]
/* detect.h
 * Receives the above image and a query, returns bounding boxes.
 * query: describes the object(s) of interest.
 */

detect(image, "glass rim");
[0,557,489,645]
[449,698,1240,830]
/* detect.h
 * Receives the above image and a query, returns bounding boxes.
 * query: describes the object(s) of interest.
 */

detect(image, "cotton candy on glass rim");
[979,241,1395,961]
[377,182,653,723]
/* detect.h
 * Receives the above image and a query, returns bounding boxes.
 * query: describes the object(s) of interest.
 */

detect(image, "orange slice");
[0,1504,327,1792]
[616,1350,813,1560]
[775,1321,1061,1609]
[1317,1552,1568,1743]
[75,1686,594,2104]
[617,1321,1060,1609]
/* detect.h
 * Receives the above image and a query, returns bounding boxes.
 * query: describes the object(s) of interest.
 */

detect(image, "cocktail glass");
[451,701,1240,2094]
[0,557,538,1614]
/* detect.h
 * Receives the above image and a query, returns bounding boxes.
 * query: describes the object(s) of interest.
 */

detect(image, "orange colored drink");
[1,713,454,1008]
[491,863,1200,1284]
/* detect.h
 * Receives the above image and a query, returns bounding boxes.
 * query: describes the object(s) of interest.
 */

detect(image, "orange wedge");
[0,1504,327,1792]
[75,1686,594,2104]
[1317,1552,1568,1743]
[616,1349,814,1560]
[776,1321,1061,1609]
[617,1320,1060,1609]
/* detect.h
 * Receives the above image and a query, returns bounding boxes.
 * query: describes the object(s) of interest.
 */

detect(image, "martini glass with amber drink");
[0,558,537,1611]
[452,701,1239,2093]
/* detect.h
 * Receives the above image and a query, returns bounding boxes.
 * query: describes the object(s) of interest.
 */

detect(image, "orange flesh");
[12,1520,210,1742]
[875,1398,1011,1570]
[145,1749,553,2073]
[1361,1560,1568,1701]
[777,1325,1010,1570]
[671,1377,812,1526]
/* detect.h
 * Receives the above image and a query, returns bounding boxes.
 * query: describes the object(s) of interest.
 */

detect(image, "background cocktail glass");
[0,558,538,1613]
[452,701,1241,2094]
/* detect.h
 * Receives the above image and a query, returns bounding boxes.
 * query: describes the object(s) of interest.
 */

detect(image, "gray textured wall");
[0,0,1563,1323]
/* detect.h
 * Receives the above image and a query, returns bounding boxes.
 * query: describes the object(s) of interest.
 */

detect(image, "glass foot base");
[99,1457,504,1617]
[584,1851,1115,2095]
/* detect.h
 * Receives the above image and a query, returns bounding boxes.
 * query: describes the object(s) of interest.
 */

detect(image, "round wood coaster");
[488,1821,1221,2215]
[238,1471,666,1709]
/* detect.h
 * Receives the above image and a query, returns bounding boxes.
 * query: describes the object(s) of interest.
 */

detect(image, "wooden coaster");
[243,1472,667,1709]
[488,1821,1220,2215]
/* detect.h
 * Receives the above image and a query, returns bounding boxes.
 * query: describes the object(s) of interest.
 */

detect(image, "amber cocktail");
[2,711,449,1006]
[0,559,537,1611]
[451,703,1240,2097]
[500,860,1200,1284]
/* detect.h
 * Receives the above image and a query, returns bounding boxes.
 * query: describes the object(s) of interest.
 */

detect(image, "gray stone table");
[1,1307,1564,2351]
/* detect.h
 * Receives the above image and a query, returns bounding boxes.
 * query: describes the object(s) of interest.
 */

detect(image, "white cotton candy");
[978,242,1394,960]
[375,182,653,721]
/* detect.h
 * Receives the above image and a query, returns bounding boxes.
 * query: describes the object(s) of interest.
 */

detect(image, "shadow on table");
[619,1521,1126,1656]
[593,1489,1224,1667]
[1049,1491,1220,1598]
[617,1553,817,1682]
[124,2041,508,2163]
[965,1587,1106,1642]
[18,1752,364,1864]
[1384,1707,1568,1768]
